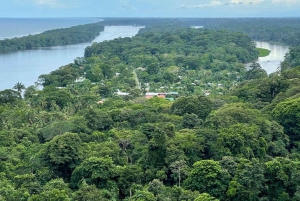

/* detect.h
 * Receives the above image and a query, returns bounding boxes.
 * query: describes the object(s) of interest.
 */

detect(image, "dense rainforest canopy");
[103,17,300,46]
[1,18,300,200]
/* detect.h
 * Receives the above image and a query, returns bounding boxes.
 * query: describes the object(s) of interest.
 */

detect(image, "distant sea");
[0,18,101,40]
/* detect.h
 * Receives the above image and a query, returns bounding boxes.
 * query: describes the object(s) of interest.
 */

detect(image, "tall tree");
[13,82,25,94]
[183,160,230,200]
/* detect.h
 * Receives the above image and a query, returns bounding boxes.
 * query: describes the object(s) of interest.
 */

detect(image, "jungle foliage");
[1,18,300,200]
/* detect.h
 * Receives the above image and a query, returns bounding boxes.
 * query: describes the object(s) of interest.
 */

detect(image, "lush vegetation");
[2,18,300,200]
[193,18,300,46]
[102,18,300,46]
[256,48,271,57]
[0,21,104,53]
[83,28,257,96]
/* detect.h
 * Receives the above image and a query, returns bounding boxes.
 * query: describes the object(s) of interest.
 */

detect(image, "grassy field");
[257,48,271,57]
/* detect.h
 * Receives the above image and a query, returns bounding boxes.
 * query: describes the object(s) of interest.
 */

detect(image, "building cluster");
[114,90,179,101]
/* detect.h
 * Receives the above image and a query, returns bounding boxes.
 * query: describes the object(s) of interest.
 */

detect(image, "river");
[254,41,289,74]
[0,26,144,90]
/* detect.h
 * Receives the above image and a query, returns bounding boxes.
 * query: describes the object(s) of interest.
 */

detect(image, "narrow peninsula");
[0,21,104,54]
[257,47,271,57]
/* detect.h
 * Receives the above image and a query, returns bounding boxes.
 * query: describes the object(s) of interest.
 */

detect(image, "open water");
[0,18,288,90]
[0,18,143,90]
[0,18,101,39]
[255,41,289,74]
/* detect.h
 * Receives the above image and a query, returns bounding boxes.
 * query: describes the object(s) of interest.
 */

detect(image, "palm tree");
[13,82,25,93]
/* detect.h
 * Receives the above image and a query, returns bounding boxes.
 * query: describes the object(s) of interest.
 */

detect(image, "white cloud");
[118,0,137,11]
[32,0,79,8]
[34,0,59,6]
[229,0,265,5]
[272,0,298,5]
[180,1,222,9]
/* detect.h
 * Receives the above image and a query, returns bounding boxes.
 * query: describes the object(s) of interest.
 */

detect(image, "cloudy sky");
[1,0,299,18]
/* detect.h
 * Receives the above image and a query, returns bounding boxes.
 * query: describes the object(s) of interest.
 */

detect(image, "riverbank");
[0,26,143,90]
[0,21,104,54]
[245,41,289,74]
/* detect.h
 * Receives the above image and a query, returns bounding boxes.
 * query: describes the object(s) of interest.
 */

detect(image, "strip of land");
[0,21,104,54]
[257,47,271,57]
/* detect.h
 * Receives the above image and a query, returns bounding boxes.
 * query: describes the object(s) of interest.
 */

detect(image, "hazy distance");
[1,0,299,18]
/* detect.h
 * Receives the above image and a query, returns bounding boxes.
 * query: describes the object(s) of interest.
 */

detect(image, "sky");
[0,0,300,18]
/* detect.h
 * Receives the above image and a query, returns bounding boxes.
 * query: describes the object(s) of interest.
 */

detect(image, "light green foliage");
[0,178,30,201]
[168,129,204,165]
[42,132,84,179]
[3,18,300,201]
[208,103,289,158]
[73,182,112,201]
[215,123,264,159]
[29,179,72,201]
[40,120,73,141]
[194,193,220,201]
[29,189,71,201]
[71,156,118,190]
[256,48,271,57]
[234,75,288,105]
[264,157,300,200]
[227,158,265,201]
[182,113,201,128]
[145,97,172,112]
[0,89,21,105]
[183,160,230,199]
[83,108,113,131]
[131,190,156,201]
[117,165,144,198]
[34,87,73,110]
[272,97,300,142]
[171,95,213,120]
[245,62,268,80]
[280,46,300,71]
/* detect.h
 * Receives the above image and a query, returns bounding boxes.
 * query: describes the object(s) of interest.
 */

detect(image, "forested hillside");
[0,21,104,53]
[1,20,300,200]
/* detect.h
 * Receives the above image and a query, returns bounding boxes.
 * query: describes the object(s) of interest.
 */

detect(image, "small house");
[114,89,129,96]
[145,92,168,99]
[75,77,86,83]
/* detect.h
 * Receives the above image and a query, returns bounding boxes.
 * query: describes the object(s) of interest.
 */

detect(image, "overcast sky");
[1,0,299,18]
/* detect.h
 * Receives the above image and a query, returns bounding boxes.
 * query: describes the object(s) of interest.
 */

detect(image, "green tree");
[170,160,188,187]
[215,123,265,159]
[71,156,118,191]
[117,165,143,199]
[171,95,213,120]
[42,132,84,180]
[29,179,72,201]
[146,63,159,75]
[245,63,268,80]
[264,157,300,200]
[73,182,111,201]
[194,193,220,201]
[83,108,113,131]
[182,113,201,129]
[13,82,25,94]
[131,190,156,201]
[183,160,230,199]
[272,97,300,142]
[226,158,265,201]
[0,89,21,104]
[40,120,73,141]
